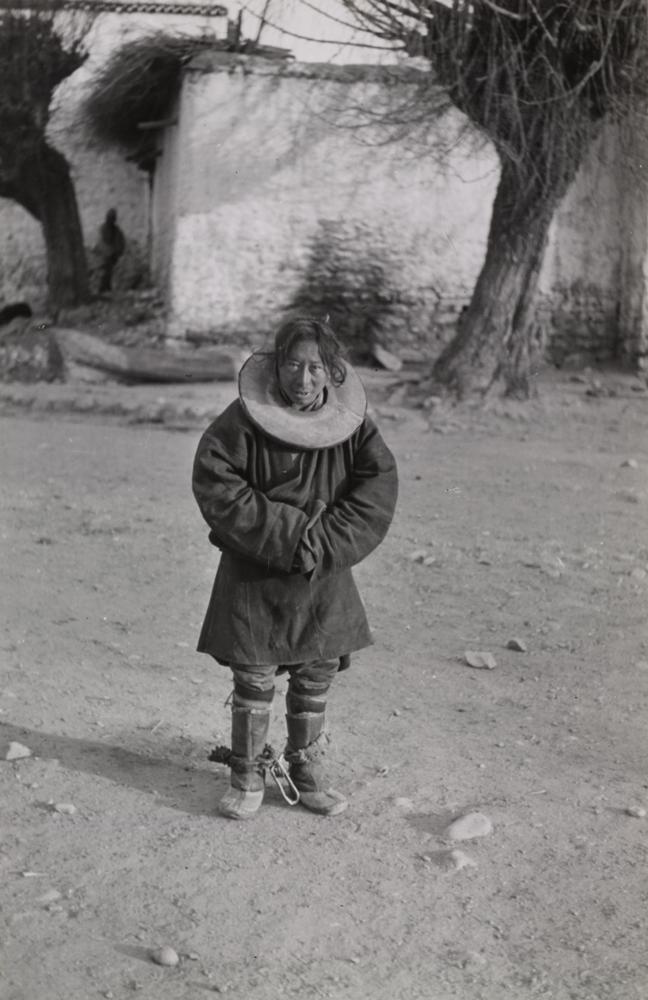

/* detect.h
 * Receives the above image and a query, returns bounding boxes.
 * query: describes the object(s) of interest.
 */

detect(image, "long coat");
[192,399,398,667]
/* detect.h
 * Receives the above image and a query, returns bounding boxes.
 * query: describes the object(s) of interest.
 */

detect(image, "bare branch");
[242,5,401,49]
[296,0,382,33]
[476,0,525,21]
[525,0,557,47]
[341,0,648,206]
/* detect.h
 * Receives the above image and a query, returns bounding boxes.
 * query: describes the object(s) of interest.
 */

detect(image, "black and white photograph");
[1,2,647,998]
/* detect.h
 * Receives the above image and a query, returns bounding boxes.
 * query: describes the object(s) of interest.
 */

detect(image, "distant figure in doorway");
[97,208,125,293]
[0,302,33,340]
[0,302,32,326]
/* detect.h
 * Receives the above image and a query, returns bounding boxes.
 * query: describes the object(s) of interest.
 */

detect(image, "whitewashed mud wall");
[617,115,648,367]
[159,58,498,354]
[150,109,183,293]
[0,205,46,307]
[541,126,623,363]
[158,55,625,359]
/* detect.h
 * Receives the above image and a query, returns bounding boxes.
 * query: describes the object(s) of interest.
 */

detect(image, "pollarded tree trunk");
[1,142,90,309]
[431,159,572,399]
[33,144,90,309]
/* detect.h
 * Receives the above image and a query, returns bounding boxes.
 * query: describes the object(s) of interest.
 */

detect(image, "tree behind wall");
[343,1,648,397]
[0,0,92,308]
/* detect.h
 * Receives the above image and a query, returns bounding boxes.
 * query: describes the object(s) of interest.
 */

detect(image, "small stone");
[626,806,647,818]
[393,797,414,810]
[408,549,428,562]
[621,459,639,469]
[506,638,527,652]
[462,951,487,969]
[449,849,477,870]
[422,555,437,566]
[446,812,493,841]
[630,568,647,582]
[151,946,180,967]
[186,953,200,961]
[585,377,605,397]
[5,741,32,761]
[464,650,496,670]
[541,554,565,578]
[371,344,402,372]
[616,490,641,504]
[54,803,77,815]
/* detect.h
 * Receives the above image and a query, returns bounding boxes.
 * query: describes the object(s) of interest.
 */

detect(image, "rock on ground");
[446,812,494,841]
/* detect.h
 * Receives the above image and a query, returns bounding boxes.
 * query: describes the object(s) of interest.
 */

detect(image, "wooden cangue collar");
[238,351,367,449]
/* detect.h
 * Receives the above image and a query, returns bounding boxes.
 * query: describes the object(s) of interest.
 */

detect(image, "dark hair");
[273,317,347,386]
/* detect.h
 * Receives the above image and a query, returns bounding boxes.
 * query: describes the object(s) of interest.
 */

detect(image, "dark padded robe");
[192,399,398,666]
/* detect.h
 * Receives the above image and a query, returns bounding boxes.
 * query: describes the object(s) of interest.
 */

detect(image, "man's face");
[277,338,330,408]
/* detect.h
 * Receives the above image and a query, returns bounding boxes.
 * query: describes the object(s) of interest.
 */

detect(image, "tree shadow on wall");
[285,220,402,362]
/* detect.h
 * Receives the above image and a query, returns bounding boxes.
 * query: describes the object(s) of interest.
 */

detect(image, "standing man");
[192,317,399,820]
[97,208,125,294]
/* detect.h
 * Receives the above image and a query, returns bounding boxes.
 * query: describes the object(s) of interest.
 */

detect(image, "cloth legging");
[230,658,339,708]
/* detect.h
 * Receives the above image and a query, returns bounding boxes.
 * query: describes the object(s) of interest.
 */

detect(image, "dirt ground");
[1,371,647,1000]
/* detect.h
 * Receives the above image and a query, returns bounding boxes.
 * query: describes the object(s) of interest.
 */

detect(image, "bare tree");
[342,1,648,397]
[0,0,93,308]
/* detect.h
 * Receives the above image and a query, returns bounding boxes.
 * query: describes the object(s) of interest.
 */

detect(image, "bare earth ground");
[1,371,647,1000]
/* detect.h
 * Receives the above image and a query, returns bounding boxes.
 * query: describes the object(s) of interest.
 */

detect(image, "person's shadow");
[0,720,223,817]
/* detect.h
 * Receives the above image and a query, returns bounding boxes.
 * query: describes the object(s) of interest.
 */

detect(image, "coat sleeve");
[192,405,309,574]
[297,417,398,574]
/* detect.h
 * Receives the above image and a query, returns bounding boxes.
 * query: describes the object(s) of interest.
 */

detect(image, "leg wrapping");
[229,706,271,793]
[285,712,329,794]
